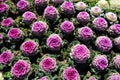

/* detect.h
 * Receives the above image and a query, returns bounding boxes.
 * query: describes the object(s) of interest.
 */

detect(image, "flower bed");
[0,0,120,80]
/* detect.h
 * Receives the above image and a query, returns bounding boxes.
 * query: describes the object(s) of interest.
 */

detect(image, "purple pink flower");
[62,66,80,80]
[61,1,75,15]
[105,12,117,22]
[47,34,62,51]
[17,0,30,12]
[93,17,108,31]
[39,57,56,72]
[60,20,75,34]
[77,11,90,24]
[21,40,38,56]
[38,76,50,80]
[107,73,120,80]
[92,55,108,71]
[22,11,37,24]
[11,60,30,79]
[8,28,22,40]
[113,55,120,70]
[0,50,13,65]
[108,24,120,36]
[44,6,58,20]
[75,2,87,11]
[78,26,93,41]
[90,6,102,16]
[114,36,120,49]
[0,3,9,14]
[1,18,14,27]
[95,36,112,52]
[34,0,49,7]
[88,76,97,80]
[52,0,64,4]
[71,44,90,63]
[32,21,48,36]
[0,0,6,3]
